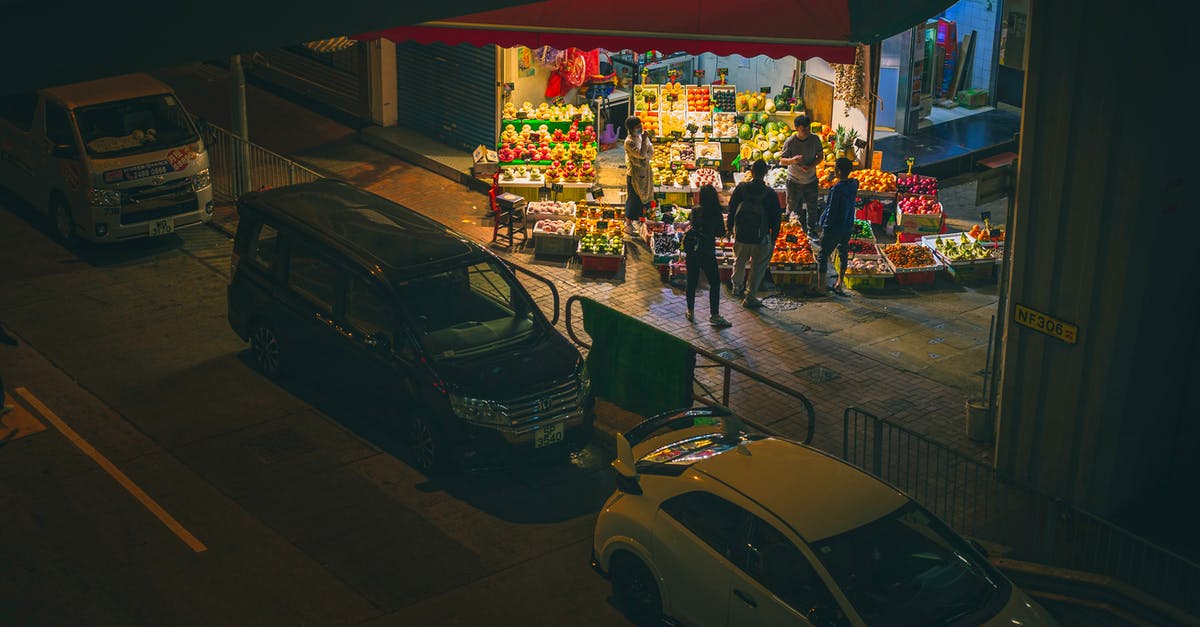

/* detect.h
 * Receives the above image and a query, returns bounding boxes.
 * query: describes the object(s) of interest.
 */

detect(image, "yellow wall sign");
[1013,304,1079,345]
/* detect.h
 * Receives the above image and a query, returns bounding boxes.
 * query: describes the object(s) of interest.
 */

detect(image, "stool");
[492,192,528,249]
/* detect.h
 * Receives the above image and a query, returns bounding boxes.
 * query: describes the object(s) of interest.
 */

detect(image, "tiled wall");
[941,0,998,92]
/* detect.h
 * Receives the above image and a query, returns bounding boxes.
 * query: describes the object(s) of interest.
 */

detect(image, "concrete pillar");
[367,38,398,128]
[995,0,1197,516]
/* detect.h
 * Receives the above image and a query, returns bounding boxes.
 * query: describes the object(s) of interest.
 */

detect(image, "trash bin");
[965,400,993,442]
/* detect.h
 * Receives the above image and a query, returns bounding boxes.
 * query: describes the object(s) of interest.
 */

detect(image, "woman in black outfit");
[684,185,732,327]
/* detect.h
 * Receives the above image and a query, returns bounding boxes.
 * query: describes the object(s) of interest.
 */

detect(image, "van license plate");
[535,422,565,448]
[150,218,174,237]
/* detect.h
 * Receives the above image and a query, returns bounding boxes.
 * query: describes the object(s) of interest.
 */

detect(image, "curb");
[358,127,493,194]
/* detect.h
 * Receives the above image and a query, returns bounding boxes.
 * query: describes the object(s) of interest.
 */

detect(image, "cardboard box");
[957,89,989,108]
[471,144,500,177]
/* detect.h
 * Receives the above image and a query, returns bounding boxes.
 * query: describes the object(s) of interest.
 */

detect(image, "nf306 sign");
[1013,304,1078,345]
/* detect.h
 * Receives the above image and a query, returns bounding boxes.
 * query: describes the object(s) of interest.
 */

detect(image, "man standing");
[727,160,783,309]
[816,158,859,296]
[778,115,825,237]
[623,116,654,234]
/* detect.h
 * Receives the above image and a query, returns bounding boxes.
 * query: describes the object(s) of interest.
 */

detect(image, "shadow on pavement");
[236,350,614,524]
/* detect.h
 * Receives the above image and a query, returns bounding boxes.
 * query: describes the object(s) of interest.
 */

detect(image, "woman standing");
[684,185,732,327]
[623,116,653,233]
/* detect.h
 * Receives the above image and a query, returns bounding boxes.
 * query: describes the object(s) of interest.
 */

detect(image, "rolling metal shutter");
[251,45,371,120]
[396,42,497,151]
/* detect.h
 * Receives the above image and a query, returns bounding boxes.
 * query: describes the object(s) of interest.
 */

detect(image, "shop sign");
[1013,304,1078,345]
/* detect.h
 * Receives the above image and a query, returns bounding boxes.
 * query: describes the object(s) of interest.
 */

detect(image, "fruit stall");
[496,102,600,202]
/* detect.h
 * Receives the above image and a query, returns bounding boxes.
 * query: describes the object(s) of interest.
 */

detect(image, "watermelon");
[738,123,753,140]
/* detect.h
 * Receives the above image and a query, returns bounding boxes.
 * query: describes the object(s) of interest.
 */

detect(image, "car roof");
[689,437,909,542]
[41,73,173,110]
[241,179,486,284]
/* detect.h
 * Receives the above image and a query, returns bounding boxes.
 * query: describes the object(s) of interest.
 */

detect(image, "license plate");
[535,422,565,448]
[150,218,174,237]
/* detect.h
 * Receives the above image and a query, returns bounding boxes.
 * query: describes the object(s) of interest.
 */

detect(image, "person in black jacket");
[683,185,732,327]
[817,158,860,296]
[727,160,783,308]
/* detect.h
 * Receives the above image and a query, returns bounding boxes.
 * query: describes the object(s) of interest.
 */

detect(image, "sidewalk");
[161,63,998,461]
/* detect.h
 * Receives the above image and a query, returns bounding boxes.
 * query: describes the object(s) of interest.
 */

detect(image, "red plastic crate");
[580,253,624,273]
[895,270,936,286]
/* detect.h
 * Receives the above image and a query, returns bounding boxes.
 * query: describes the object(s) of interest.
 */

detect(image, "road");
[0,194,628,626]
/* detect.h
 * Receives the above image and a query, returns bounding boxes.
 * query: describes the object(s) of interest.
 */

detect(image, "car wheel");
[50,199,77,246]
[406,414,447,476]
[611,554,662,626]
[249,323,283,378]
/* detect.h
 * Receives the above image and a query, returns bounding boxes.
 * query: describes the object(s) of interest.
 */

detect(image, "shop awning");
[353,0,957,63]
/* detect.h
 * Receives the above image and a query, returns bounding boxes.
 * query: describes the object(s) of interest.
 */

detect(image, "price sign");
[602,209,616,220]
[595,220,610,231]
[654,191,667,200]
[591,184,605,198]
[669,130,683,140]
[785,234,799,243]
[989,229,1002,238]
[696,158,720,167]
[760,86,771,94]
[701,125,713,134]
[980,211,992,222]
[551,182,565,193]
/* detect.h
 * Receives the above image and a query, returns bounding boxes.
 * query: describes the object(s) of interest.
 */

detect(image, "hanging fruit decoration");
[833,46,865,117]
[303,37,358,53]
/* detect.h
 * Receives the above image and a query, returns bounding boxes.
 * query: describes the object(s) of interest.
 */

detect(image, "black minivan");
[227,179,594,474]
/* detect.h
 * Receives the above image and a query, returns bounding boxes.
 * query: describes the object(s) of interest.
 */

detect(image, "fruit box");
[579,253,624,273]
[533,231,577,257]
[844,274,886,291]
[956,89,989,108]
[897,208,945,235]
[895,269,937,286]
[945,262,996,283]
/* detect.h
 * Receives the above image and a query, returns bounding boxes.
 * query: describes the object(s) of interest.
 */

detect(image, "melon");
[751,149,763,161]
[738,124,753,140]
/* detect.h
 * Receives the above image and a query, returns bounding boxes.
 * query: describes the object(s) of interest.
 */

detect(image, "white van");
[0,73,213,243]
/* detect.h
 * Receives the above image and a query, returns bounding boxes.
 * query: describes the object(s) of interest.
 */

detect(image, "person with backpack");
[682,185,731,327]
[726,159,783,309]
[816,158,860,296]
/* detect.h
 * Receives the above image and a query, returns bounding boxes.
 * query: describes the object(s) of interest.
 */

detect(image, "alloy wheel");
[250,325,281,377]
[407,416,438,474]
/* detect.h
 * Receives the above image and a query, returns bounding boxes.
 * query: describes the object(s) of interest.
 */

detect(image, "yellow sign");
[1013,304,1079,345]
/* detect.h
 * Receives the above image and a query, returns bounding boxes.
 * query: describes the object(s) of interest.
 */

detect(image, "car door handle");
[734,589,757,608]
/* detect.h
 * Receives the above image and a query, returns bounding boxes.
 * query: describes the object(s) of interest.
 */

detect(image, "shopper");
[727,159,783,309]
[816,158,859,296]
[778,114,825,237]
[623,115,654,233]
[682,185,731,327]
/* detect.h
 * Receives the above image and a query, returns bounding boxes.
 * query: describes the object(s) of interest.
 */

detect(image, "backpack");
[735,185,767,243]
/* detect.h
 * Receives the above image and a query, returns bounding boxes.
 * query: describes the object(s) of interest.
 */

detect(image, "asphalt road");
[0,195,629,626]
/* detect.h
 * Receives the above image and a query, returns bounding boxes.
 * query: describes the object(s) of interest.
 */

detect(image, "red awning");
[354,0,955,63]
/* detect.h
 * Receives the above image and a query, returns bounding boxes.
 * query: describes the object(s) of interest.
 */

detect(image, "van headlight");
[449,394,505,426]
[89,188,121,207]
[578,361,592,402]
[191,168,211,191]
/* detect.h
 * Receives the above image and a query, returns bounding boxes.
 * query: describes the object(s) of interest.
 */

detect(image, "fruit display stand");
[733,170,788,208]
[578,234,625,274]
[837,243,895,291]
[769,224,818,288]
[896,194,946,242]
[922,232,999,282]
[531,219,576,257]
[881,243,943,287]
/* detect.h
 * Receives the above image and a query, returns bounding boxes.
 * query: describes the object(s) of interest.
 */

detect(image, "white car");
[591,408,1059,627]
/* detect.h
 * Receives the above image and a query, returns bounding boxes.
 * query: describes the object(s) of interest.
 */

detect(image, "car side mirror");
[364,332,390,351]
[52,144,76,159]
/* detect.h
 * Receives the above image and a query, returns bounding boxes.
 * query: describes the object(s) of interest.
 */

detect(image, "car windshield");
[811,502,1002,627]
[396,259,539,360]
[75,94,199,157]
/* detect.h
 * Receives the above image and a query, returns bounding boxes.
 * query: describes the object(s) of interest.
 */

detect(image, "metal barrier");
[842,407,1200,617]
[564,295,815,444]
[199,121,322,203]
[505,262,560,327]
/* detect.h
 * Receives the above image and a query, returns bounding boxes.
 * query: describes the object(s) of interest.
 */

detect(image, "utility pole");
[230,54,251,197]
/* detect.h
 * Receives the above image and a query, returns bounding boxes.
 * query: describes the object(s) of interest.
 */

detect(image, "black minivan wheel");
[611,554,662,626]
[250,323,283,378]
[406,414,447,476]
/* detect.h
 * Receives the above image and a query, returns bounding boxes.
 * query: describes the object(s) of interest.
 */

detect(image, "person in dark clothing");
[816,158,859,296]
[683,185,732,327]
[727,159,784,308]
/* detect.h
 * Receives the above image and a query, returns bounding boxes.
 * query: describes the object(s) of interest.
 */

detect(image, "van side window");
[287,240,336,312]
[660,491,750,559]
[741,517,849,626]
[0,93,37,131]
[45,104,76,148]
[346,277,393,342]
[250,223,279,269]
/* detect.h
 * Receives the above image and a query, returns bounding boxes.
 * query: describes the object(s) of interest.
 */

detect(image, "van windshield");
[75,94,199,158]
[397,260,540,360]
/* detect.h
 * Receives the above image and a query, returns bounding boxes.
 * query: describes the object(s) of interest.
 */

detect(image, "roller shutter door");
[251,45,371,120]
[396,42,497,151]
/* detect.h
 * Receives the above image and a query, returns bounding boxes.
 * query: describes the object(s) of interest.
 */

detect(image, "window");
[250,223,279,270]
[287,240,336,312]
[346,277,393,341]
[0,93,37,131]
[45,104,75,147]
[742,517,849,626]
[660,492,748,559]
[74,94,198,158]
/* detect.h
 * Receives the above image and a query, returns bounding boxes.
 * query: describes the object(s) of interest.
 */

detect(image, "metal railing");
[505,261,560,327]
[564,295,815,444]
[842,407,1200,616]
[199,121,322,203]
